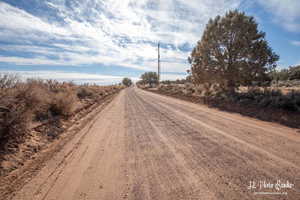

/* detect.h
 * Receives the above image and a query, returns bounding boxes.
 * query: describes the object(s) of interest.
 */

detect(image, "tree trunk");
[226,80,236,94]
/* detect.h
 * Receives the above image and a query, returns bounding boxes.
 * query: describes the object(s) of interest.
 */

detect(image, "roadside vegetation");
[122,77,133,87]
[138,10,300,127]
[137,72,158,87]
[0,74,123,175]
[269,65,300,89]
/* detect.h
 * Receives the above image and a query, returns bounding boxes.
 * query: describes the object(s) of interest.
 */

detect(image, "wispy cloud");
[0,0,241,73]
[0,69,186,84]
[290,40,300,46]
[0,70,138,85]
[0,55,66,66]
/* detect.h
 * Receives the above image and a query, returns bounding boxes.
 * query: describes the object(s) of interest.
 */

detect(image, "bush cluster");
[226,89,300,112]
[0,74,121,151]
[272,80,300,87]
[157,83,300,112]
[270,65,300,81]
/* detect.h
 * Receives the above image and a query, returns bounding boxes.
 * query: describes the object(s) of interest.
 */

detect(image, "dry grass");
[0,74,123,153]
[49,90,77,118]
[239,86,300,94]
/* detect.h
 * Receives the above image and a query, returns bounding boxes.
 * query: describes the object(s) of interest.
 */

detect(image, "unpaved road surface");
[9,87,300,200]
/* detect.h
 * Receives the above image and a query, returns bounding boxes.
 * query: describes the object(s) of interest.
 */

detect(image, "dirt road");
[9,87,300,200]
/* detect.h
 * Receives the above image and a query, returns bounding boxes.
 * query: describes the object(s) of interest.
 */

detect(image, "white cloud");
[0,0,241,73]
[290,40,300,46]
[0,56,66,65]
[0,70,139,85]
[0,2,69,36]
[160,73,187,81]
[0,69,186,85]
[256,0,300,32]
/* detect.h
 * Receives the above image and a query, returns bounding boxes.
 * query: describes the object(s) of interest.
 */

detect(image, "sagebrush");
[0,74,122,152]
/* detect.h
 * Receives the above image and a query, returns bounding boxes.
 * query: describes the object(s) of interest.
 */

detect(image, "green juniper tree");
[189,10,279,93]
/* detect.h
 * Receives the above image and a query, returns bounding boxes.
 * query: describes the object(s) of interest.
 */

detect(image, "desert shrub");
[158,81,300,112]
[270,65,300,82]
[274,80,300,87]
[160,80,172,85]
[0,82,34,148]
[0,104,32,149]
[45,79,62,93]
[0,74,19,89]
[49,90,77,118]
[28,85,52,121]
[227,88,300,112]
[77,87,94,99]
[0,74,123,157]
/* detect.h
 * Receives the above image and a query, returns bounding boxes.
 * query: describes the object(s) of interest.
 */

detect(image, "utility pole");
[158,42,160,85]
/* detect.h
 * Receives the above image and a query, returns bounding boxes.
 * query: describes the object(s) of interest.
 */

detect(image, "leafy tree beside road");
[140,72,158,87]
[189,10,279,93]
[122,77,133,87]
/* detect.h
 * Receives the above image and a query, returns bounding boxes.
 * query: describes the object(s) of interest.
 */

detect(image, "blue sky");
[0,0,299,84]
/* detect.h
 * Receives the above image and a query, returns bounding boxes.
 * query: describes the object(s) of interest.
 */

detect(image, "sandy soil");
[3,87,299,200]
